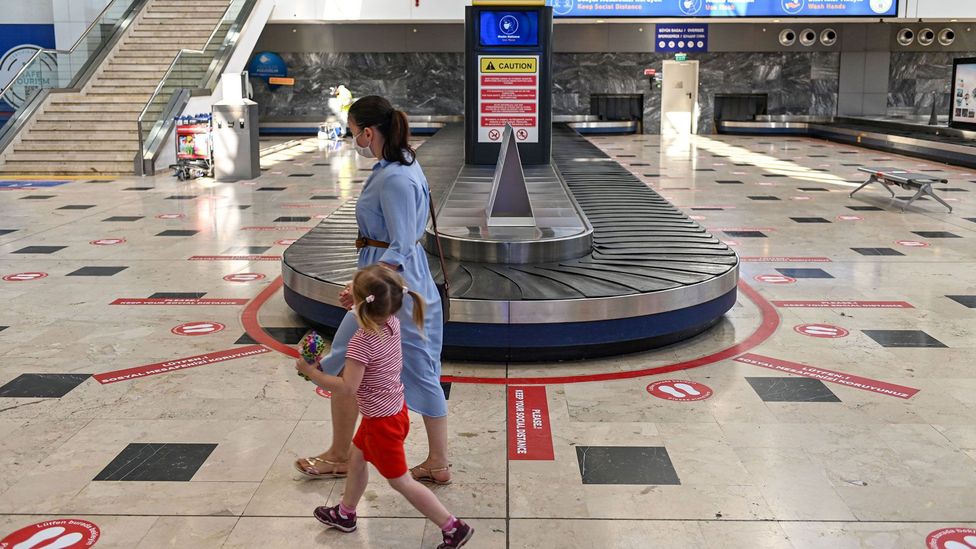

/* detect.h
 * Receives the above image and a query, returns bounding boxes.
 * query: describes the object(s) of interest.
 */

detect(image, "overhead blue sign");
[549,0,897,17]
[656,25,707,52]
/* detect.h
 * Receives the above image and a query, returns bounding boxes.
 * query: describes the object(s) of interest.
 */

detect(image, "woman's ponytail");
[407,289,426,333]
[386,109,416,166]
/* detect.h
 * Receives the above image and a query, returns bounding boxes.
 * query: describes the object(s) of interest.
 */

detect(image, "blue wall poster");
[656,25,708,53]
[0,24,56,119]
[549,0,897,18]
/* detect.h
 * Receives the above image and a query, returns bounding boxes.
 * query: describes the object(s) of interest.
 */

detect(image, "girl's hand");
[295,357,318,379]
[339,283,353,310]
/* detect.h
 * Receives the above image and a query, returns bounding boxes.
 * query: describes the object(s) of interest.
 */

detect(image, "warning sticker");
[478,55,539,143]
[481,57,537,73]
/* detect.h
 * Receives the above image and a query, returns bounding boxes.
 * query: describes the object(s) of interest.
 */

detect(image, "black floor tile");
[156,230,199,237]
[0,373,90,398]
[274,216,311,222]
[847,206,883,211]
[642,173,660,177]
[692,207,724,211]
[775,268,834,279]
[851,248,904,256]
[87,179,113,183]
[576,446,680,485]
[166,195,198,200]
[311,195,338,200]
[897,195,929,201]
[236,327,309,345]
[746,377,841,402]
[68,266,128,276]
[238,205,251,210]
[0,229,17,236]
[257,187,287,191]
[965,218,976,223]
[912,231,960,238]
[222,246,271,255]
[942,187,970,192]
[947,295,976,308]
[313,163,330,166]
[763,174,788,178]
[798,187,829,191]
[790,217,831,223]
[441,382,452,400]
[58,205,96,210]
[103,216,144,222]
[748,196,780,201]
[808,155,828,158]
[716,180,743,184]
[723,230,767,238]
[0,326,6,332]
[94,443,217,482]
[289,174,314,177]
[862,329,947,348]
[20,195,55,200]
[124,187,153,191]
[149,292,207,299]
[694,168,715,172]
[838,151,858,155]
[12,246,66,254]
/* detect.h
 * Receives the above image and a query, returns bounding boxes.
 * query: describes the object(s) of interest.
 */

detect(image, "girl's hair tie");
[365,295,375,303]
[402,286,409,294]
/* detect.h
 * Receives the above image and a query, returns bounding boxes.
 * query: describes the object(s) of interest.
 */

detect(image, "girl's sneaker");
[313,505,357,532]
[438,520,473,548]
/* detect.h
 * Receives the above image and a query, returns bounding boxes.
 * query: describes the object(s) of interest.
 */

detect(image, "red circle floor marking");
[0,518,100,548]
[646,380,713,401]
[794,323,849,338]
[754,274,796,284]
[275,239,297,246]
[837,215,863,221]
[90,238,126,246]
[241,277,780,385]
[926,527,976,549]
[224,273,266,282]
[171,322,225,336]
[156,213,185,220]
[896,239,930,248]
[316,387,332,398]
[3,272,48,282]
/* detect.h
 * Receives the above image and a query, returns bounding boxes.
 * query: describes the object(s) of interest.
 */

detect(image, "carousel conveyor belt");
[283,124,739,361]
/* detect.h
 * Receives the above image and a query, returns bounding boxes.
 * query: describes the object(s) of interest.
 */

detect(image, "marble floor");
[0,132,974,549]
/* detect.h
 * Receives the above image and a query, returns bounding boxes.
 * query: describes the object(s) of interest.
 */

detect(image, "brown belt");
[355,236,389,249]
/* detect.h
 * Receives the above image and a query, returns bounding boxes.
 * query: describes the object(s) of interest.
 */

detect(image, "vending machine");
[465,3,552,165]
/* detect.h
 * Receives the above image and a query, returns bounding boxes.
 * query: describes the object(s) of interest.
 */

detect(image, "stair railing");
[0,0,149,156]
[135,0,258,176]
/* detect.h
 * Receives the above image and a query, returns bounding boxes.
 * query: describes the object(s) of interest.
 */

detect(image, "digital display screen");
[549,0,898,18]
[479,11,539,47]
[951,59,976,128]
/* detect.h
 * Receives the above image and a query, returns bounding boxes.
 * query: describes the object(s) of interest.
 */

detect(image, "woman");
[295,96,452,485]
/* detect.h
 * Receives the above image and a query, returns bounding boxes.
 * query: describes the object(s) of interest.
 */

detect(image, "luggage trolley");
[172,113,213,180]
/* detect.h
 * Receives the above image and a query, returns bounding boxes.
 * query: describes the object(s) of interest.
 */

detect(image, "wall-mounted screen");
[549,0,897,18]
[950,57,976,130]
[479,11,539,47]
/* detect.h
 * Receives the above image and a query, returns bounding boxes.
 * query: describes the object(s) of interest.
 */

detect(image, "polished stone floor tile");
[166,195,198,200]
[775,268,834,279]
[575,446,680,485]
[847,205,883,211]
[723,230,767,238]
[156,229,199,236]
[19,195,55,200]
[274,216,311,222]
[861,329,948,348]
[790,217,830,223]
[745,377,841,403]
[102,216,143,222]
[11,245,65,254]
[749,195,781,200]
[236,326,310,345]
[93,443,217,481]
[851,247,904,256]
[149,291,207,299]
[58,204,95,210]
[912,231,961,238]
[0,373,90,398]
[66,266,128,276]
[946,295,976,308]
[223,246,271,255]
[0,229,16,236]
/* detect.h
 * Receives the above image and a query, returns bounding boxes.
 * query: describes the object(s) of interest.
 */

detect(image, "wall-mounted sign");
[656,25,707,53]
[478,56,539,143]
[0,24,56,112]
[248,51,288,89]
[549,0,897,17]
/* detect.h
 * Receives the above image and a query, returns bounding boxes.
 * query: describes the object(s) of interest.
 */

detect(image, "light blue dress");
[319,155,447,418]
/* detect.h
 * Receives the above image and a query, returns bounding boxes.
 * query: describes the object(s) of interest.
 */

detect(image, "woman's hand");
[339,282,353,309]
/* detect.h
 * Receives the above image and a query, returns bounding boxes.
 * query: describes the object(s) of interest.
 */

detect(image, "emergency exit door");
[661,60,699,135]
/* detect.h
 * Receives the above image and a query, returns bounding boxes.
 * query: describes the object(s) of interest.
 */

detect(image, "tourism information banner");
[549,0,897,18]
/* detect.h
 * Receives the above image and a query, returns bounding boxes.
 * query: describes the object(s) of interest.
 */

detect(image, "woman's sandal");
[410,464,452,486]
[294,456,348,479]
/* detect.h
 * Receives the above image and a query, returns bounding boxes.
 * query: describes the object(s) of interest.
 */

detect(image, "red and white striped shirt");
[345,316,406,417]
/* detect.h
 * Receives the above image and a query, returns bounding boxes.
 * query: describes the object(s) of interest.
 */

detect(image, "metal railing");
[0,0,148,153]
[135,0,258,176]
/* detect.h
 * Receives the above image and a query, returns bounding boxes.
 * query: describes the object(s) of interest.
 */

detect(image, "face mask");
[353,129,374,158]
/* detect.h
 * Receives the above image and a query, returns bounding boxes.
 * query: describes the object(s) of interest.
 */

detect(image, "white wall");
[52,0,112,49]
[905,0,976,19]
[0,0,54,24]
[271,0,463,22]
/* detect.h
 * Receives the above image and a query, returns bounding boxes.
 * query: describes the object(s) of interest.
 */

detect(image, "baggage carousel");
[283,124,739,361]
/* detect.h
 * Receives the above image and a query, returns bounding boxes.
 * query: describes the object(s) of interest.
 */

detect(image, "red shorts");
[352,404,410,479]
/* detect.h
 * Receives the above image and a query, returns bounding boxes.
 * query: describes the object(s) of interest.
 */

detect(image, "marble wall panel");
[887,51,976,115]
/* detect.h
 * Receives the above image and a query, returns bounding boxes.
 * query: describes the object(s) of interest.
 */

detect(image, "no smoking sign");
[516,129,529,140]
[488,129,501,141]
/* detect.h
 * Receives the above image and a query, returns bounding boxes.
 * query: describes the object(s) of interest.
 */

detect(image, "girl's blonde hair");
[352,265,425,334]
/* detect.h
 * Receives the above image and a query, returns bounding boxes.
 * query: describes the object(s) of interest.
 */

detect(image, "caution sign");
[480,57,537,73]
[478,55,539,143]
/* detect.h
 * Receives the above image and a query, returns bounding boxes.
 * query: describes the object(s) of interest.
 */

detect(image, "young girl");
[295,265,474,549]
